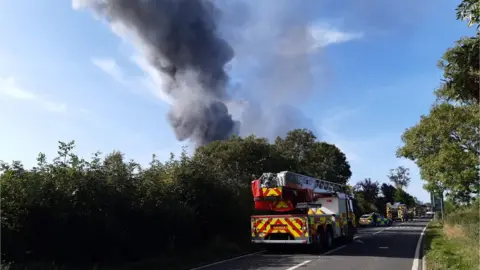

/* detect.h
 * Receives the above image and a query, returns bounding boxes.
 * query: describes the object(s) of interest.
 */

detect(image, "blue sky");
[0,0,475,203]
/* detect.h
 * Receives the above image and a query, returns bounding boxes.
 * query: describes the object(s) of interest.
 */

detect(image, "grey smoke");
[76,0,239,146]
[75,0,433,146]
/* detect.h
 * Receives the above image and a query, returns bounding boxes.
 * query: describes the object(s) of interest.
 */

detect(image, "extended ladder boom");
[260,171,347,194]
[252,171,350,212]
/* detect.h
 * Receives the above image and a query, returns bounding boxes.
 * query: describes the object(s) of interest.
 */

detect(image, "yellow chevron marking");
[261,187,282,196]
[254,217,304,238]
[274,200,290,209]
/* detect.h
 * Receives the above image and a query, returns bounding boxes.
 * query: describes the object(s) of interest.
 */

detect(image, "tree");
[387,166,411,190]
[398,0,480,204]
[398,74,479,202]
[380,183,397,204]
[435,36,480,104]
[394,189,416,208]
[355,178,380,203]
[354,178,380,214]
[308,142,352,184]
[456,0,480,29]
[274,129,352,184]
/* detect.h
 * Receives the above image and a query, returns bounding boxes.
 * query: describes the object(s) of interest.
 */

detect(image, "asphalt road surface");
[192,218,430,270]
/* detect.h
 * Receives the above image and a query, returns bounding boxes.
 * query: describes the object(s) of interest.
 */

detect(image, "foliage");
[456,0,480,29]
[353,179,417,215]
[0,129,356,267]
[274,129,352,184]
[355,178,379,203]
[380,183,396,204]
[436,36,480,104]
[398,0,480,204]
[425,202,479,270]
[387,166,411,190]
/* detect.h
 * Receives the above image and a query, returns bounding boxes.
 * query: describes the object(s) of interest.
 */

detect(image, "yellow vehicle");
[413,205,427,217]
[386,202,408,222]
[359,212,393,227]
[251,171,357,252]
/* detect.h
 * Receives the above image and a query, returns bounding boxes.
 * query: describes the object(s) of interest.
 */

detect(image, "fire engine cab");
[250,171,357,251]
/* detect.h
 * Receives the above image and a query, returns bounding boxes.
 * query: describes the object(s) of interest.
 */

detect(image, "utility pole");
[440,190,445,221]
[431,190,445,221]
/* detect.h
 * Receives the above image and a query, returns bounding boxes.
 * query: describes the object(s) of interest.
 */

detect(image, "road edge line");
[189,250,265,270]
[285,260,311,270]
[421,220,432,270]
[411,222,429,270]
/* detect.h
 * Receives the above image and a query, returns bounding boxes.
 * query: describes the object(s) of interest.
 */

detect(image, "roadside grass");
[425,205,479,270]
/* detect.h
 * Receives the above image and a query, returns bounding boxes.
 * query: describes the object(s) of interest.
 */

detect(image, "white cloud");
[309,23,364,50]
[0,76,36,100]
[92,56,173,105]
[92,58,125,84]
[0,76,67,113]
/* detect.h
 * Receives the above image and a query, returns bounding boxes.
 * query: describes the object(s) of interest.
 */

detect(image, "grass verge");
[424,222,479,270]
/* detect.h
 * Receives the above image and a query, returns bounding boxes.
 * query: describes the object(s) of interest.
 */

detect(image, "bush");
[1,130,353,267]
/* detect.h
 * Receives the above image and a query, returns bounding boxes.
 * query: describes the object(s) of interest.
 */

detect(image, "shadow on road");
[322,222,429,259]
[199,250,315,270]
[193,220,432,269]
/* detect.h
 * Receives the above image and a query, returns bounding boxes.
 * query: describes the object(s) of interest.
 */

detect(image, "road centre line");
[285,260,311,270]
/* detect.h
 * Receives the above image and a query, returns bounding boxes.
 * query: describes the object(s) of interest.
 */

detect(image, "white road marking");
[189,250,265,270]
[373,227,393,235]
[411,224,429,270]
[323,245,347,255]
[285,260,311,270]
[379,246,389,249]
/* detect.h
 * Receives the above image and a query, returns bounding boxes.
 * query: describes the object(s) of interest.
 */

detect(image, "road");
[192,218,430,270]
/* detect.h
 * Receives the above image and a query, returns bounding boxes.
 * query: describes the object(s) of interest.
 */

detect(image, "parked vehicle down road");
[191,218,430,270]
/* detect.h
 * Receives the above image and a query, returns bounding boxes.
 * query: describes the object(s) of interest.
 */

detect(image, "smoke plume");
[75,0,239,146]
[74,0,433,146]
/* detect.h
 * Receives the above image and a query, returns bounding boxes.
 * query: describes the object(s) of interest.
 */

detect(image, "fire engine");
[386,202,408,222]
[250,171,357,251]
